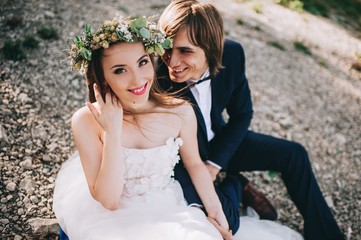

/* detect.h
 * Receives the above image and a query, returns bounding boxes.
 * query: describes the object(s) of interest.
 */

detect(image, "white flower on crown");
[148,23,157,31]
[155,33,165,43]
[117,24,129,34]
[124,32,133,41]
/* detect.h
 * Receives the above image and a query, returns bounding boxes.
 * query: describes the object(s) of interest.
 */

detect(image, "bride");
[53,16,303,240]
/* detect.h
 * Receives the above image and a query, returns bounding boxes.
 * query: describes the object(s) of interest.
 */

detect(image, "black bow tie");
[165,76,212,96]
[188,76,212,88]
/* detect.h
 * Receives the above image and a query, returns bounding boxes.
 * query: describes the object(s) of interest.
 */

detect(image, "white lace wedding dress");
[53,137,303,240]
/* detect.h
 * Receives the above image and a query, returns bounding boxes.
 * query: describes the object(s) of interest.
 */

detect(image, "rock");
[279,116,293,129]
[325,195,335,209]
[14,235,22,240]
[23,196,30,204]
[6,182,16,191]
[18,208,24,215]
[31,127,48,141]
[30,196,39,204]
[1,218,10,224]
[19,159,33,170]
[42,154,52,162]
[334,133,347,145]
[27,218,59,237]
[0,124,9,144]
[28,59,38,66]
[17,93,30,103]
[44,11,55,18]
[40,207,48,214]
[19,178,36,191]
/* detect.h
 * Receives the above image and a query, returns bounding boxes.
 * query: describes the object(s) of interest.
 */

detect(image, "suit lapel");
[210,73,226,133]
[183,89,208,140]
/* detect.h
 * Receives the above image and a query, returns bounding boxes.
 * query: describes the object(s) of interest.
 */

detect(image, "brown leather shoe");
[242,183,278,220]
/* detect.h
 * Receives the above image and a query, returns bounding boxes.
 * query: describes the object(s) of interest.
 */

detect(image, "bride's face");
[102,42,154,108]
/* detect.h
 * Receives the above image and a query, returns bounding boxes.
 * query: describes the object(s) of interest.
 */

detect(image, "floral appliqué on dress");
[121,137,183,199]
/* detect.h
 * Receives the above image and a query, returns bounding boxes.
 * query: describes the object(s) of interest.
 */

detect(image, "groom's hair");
[158,0,224,77]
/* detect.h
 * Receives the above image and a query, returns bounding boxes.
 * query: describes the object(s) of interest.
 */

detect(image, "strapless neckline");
[121,137,182,151]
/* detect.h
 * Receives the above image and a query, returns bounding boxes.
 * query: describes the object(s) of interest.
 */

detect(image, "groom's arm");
[174,162,203,205]
[208,40,253,169]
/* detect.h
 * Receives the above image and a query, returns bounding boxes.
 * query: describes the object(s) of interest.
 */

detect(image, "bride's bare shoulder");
[71,103,99,129]
[171,100,194,117]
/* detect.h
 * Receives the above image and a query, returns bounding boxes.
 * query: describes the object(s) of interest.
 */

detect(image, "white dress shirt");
[186,69,222,170]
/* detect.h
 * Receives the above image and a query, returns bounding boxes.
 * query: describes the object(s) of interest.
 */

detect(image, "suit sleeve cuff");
[206,160,222,170]
[189,203,204,208]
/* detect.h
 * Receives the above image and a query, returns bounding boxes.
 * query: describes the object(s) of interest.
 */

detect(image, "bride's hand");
[207,217,233,240]
[207,205,229,229]
[86,84,123,133]
[206,206,232,239]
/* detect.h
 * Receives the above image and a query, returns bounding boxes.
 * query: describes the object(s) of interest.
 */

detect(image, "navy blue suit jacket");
[157,39,253,205]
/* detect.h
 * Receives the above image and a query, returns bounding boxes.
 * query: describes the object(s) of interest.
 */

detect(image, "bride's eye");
[113,68,126,74]
[139,59,149,67]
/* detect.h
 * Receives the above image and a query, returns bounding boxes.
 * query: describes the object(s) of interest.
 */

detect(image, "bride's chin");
[124,96,151,111]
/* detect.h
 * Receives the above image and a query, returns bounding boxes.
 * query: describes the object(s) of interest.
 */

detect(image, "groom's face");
[162,26,209,83]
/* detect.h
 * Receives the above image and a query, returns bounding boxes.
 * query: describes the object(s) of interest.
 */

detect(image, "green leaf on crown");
[139,27,151,39]
[130,18,147,31]
[161,38,173,49]
[154,44,165,56]
[80,48,92,60]
[147,46,155,54]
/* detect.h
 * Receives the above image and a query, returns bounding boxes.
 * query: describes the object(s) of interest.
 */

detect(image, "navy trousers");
[225,131,344,240]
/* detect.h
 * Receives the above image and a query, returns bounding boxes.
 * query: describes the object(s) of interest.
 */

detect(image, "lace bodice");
[121,137,183,198]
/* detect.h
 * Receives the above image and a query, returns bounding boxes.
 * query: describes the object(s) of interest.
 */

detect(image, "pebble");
[19,178,36,191]
[30,196,39,204]
[325,195,335,208]
[1,219,10,225]
[6,182,16,191]
[42,155,52,162]
[18,208,24,215]
[19,159,33,170]
[0,124,9,143]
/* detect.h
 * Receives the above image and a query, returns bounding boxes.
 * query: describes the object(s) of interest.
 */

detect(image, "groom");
[157,0,344,239]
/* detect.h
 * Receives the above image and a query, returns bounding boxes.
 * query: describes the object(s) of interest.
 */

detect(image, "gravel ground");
[0,0,360,239]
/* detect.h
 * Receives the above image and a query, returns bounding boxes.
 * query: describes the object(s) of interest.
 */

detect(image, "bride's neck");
[122,100,155,114]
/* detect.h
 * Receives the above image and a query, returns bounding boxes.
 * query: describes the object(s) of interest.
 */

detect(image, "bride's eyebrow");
[137,54,149,62]
[111,64,126,69]
[111,55,149,69]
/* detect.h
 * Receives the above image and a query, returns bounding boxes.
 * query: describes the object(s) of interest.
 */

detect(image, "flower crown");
[69,16,173,72]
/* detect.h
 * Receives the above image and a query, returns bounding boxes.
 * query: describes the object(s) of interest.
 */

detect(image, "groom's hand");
[205,162,221,181]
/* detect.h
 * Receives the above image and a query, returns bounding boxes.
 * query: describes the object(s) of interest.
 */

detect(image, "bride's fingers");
[207,217,233,240]
[93,84,104,106]
[105,91,112,105]
[110,94,119,106]
[210,214,229,233]
[85,102,99,120]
